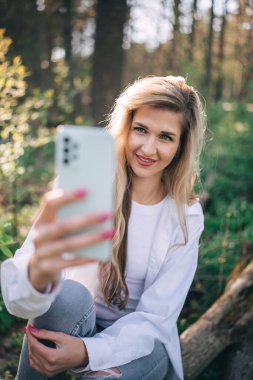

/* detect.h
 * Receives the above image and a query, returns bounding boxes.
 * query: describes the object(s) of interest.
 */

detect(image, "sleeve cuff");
[8,251,61,300]
[1,249,62,319]
[81,336,113,370]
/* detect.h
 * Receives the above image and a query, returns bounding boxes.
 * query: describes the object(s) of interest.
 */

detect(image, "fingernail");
[74,189,88,198]
[28,325,40,333]
[100,228,116,240]
[24,326,27,334]
[97,211,114,223]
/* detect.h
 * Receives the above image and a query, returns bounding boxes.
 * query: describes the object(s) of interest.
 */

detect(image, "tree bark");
[169,0,181,73]
[215,0,228,101]
[62,0,73,78]
[91,0,128,126]
[239,2,253,100]
[180,258,253,380]
[188,0,198,61]
[203,0,214,98]
[220,335,253,380]
[1,1,42,86]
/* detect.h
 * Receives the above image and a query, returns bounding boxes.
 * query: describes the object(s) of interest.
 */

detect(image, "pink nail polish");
[73,189,88,198]
[97,212,114,222]
[100,228,116,240]
[28,325,40,333]
[24,326,27,334]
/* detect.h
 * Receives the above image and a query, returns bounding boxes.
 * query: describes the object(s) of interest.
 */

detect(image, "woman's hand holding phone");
[28,188,115,293]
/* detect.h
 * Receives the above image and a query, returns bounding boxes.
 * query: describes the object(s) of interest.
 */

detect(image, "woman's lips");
[136,154,156,166]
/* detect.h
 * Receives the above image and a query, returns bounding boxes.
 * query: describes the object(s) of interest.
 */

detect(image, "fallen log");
[220,332,253,380]
[180,258,253,380]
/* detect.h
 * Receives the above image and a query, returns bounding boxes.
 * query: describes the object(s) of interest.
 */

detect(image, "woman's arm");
[0,189,114,319]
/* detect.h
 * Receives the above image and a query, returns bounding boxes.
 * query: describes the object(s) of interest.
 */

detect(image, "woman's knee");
[80,368,122,379]
[53,279,94,312]
[32,280,96,335]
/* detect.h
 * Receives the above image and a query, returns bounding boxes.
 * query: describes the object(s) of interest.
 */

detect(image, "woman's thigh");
[16,280,97,380]
[80,340,172,380]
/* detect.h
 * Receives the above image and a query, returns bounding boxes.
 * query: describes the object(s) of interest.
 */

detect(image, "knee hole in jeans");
[81,368,122,379]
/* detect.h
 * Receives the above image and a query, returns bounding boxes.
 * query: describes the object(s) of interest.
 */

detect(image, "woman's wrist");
[81,340,89,367]
[73,339,89,369]
[28,257,54,293]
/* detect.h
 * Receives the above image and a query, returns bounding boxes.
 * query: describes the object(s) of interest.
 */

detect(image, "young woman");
[1,76,205,380]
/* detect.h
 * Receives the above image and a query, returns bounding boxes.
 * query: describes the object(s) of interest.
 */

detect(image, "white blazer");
[0,197,204,380]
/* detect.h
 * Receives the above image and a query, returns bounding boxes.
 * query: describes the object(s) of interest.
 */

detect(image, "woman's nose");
[141,136,157,156]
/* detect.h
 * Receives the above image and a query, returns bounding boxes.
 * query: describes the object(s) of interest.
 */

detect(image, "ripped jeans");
[16,280,172,380]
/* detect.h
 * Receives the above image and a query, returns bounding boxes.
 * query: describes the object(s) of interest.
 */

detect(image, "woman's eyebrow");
[134,121,177,136]
[133,121,148,129]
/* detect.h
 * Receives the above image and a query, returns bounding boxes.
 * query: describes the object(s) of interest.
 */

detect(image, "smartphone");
[55,125,116,261]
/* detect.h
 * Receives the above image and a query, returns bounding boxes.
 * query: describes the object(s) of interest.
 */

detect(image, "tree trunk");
[169,0,181,73]
[180,257,253,380]
[239,2,253,100]
[62,0,73,76]
[203,0,214,98]
[188,0,198,61]
[215,0,228,101]
[91,0,128,126]
[1,1,54,88]
[231,0,244,99]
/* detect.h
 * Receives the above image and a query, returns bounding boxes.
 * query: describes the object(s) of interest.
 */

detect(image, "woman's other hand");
[29,189,115,292]
[25,324,88,376]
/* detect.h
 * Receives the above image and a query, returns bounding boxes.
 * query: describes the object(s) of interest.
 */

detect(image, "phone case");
[55,125,116,261]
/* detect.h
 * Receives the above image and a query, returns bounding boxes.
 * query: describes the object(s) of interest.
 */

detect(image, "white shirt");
[95,197,166,328]
[0,197,204,380]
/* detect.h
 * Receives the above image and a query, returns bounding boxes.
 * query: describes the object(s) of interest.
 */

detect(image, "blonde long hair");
[99,76,206,309]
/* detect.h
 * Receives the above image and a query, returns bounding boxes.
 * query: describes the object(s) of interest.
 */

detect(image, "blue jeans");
[17,280,172,380]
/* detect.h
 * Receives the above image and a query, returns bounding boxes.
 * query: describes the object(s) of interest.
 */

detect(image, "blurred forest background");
[0,0,252,379]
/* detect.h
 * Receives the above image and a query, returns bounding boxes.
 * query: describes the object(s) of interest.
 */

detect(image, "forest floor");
[0,321,23,380]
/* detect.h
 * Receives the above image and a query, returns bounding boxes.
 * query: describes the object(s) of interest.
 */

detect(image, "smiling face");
[125,105,182,185]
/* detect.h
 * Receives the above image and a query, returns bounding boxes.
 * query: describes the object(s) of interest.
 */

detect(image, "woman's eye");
[160,134,173,141]
[134,127,146,133]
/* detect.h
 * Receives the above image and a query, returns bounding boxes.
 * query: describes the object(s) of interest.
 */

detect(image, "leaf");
[0,244,13,258]
[13,56,21,66]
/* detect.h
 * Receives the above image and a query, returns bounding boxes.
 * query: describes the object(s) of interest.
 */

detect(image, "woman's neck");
[131,176,166,205]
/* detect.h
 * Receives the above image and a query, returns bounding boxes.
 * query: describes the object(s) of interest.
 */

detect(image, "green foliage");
[178,102,253,379]
[0,234,15,258]
[0,330,23,379]
[203,103,253,203]
[0,297,14,333]
[0,29,76,241]
[178,102,253,333]
[202,102,253,248]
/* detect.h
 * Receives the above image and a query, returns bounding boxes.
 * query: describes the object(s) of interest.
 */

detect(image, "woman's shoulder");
[186,199,204,216]
[162,196,204,237]
[165,195,203,217]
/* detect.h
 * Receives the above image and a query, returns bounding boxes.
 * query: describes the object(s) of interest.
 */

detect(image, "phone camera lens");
[63,158,69,165]
[64,148,69,153]
[64,137,69,143]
